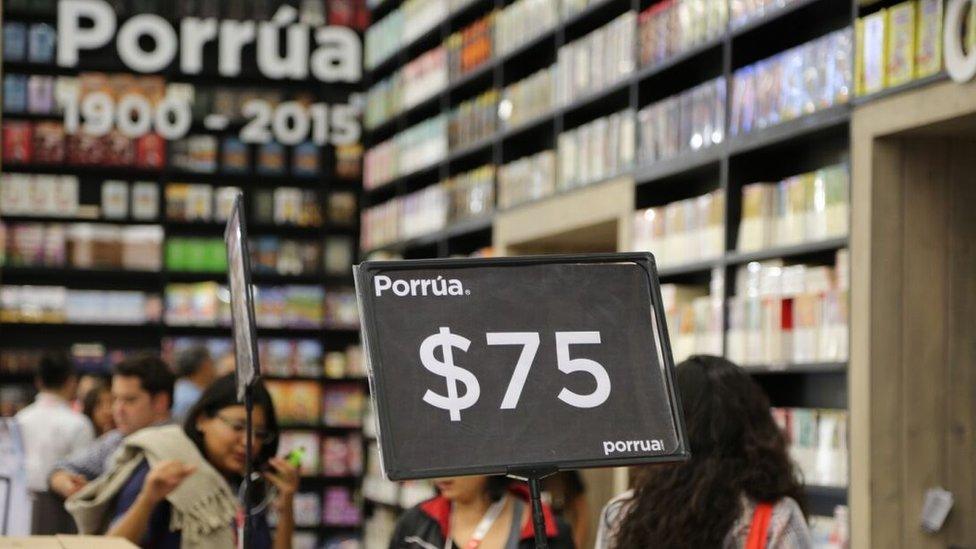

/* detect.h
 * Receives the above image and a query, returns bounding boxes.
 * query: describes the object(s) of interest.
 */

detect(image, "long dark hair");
[612,355,805,548]
[82,378,111,434]
[182,374,280,473]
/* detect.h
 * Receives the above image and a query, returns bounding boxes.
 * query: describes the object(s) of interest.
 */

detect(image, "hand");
[51,471,88,498]
[141,460,196,505]
[263,457,299,512]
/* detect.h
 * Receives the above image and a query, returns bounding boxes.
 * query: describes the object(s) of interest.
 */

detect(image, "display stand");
[242,385,255,548]
[508,468,557,549]
[225,194,262,549]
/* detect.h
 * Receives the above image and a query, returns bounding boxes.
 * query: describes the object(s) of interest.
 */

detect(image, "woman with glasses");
[67,374,297,549]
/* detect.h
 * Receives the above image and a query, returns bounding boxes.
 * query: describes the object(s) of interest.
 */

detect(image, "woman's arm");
[107,460,196,544]
[266,457,299,549]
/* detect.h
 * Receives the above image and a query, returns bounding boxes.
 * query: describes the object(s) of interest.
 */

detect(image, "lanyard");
[445,496,508,549]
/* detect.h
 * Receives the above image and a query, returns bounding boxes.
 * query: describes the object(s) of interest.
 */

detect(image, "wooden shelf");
[364,215,493,255]
[0,266,162,284]
[725,237,849,265]
[0,214,162,225]
[742,362,848,375]
[852,73,950,106]
[634,145,725,185]
[657,258,723,278]
[727,105,851,156]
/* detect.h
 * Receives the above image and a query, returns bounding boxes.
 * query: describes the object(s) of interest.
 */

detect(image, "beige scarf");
[66,424,239,549]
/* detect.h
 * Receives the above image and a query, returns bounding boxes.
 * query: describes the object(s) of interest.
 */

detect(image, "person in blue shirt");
[171,346,216,422]
[88,374,297,549]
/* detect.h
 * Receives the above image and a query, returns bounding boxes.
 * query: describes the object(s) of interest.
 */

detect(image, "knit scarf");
[66,424,239,549]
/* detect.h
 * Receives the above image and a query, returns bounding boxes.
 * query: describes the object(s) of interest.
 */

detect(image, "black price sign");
[354,254,689,480]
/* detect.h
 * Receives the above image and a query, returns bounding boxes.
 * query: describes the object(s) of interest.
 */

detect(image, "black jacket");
[388,489,576,549]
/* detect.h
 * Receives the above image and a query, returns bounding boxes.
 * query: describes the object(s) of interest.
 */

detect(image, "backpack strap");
[745,502,774,549]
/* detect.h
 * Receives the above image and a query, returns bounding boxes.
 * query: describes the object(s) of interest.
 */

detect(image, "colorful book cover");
[220,137,249,174]
[3,122,33,164]
[322,384,364,428]
[136,133,166,169]
[104,131,136,167]
[27,75,55,114]
[257,143,286,175]
[292,141,320,177]
[862,11,888,95]
[3,75,28,113]
[886,2,916,88]
[27,23,56,64]
[915,0,943,78]
[131,182,159,221]
[101,181,129,219]
[3,23,27,62]
[32,122,65,164]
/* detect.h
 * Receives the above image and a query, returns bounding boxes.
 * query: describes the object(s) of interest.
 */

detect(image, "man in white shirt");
[15,352,95,534]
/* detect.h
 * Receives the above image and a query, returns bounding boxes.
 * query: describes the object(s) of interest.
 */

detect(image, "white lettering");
[218,19,256,77]
[180,18,218,74]
[448,280,464,296]
[603,439,666,456]
[374,275,391,296]
[311,26,361,82]
[257,6,309,80]
[58,0,116,67]
[374,275,469,297]
[57,0,362,83]
[117,14,178,72]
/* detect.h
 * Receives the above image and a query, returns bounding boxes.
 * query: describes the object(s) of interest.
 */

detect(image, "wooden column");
[851,79,976,549]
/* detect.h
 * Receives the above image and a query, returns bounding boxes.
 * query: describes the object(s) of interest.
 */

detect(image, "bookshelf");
[0,2,368,544]
[357,0,873,541]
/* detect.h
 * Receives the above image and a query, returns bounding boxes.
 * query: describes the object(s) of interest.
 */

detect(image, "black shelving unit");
[1,4,369,543]
[361,0,857,258]
[361,0,859,523]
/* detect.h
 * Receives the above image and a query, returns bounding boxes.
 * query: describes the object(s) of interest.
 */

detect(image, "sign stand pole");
[509,468,557,549]
[527,475,548,549]
[243,383,254,548]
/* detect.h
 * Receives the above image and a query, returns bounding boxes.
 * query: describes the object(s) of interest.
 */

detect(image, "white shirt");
[15,392,95,492]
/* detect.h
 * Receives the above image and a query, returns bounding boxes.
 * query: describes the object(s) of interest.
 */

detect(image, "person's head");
[183,374,279,478]
[76,374,102,403]
[433,476,511,505]
[175,346,216,388]
[36,351,77,398]
[612,355,804,548]
[82,379,115,436]
[111,354,175,435]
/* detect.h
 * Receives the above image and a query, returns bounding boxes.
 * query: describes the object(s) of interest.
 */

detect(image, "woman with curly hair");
[596,355,812,548]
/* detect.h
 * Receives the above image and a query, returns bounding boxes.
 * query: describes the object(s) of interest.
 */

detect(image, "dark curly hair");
[612,355,805,548]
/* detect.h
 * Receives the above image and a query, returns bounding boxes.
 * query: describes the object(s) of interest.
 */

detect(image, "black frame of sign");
[353,252,690,481]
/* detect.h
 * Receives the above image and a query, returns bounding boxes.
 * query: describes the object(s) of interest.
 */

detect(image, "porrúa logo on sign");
[57,0,361,82]
[373,275,469,297]
[603,439,665,456]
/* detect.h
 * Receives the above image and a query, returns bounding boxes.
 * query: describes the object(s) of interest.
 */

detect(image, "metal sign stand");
[242,384,254,548]
[508,467,557,549]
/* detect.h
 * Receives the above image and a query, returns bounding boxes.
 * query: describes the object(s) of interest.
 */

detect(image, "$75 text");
[420,328,611,422]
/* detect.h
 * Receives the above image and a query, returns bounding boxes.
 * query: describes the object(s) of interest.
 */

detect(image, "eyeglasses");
[215,414,276,443]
